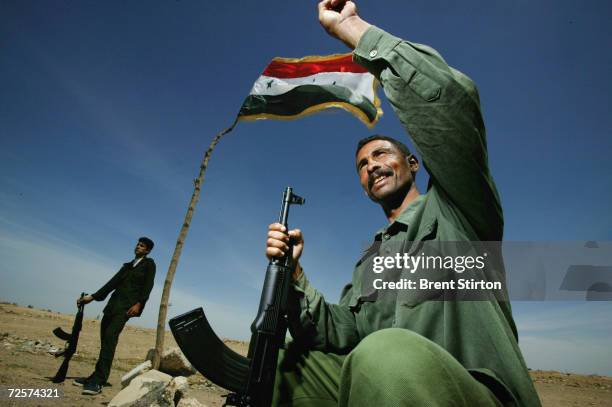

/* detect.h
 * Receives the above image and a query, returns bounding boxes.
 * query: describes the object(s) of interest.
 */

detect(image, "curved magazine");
[169,307,249,393]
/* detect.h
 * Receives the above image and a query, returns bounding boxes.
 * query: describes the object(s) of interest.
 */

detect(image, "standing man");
[265,1,541,406]
[75,237,156,395]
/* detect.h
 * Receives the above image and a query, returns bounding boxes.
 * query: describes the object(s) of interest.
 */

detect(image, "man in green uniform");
[74,237,156,395]
[264,1,541,406]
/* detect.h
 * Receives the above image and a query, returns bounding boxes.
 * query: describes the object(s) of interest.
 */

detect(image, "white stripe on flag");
[250,72,375,103]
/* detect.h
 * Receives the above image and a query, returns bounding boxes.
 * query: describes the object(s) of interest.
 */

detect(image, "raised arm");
[319,0,503,240]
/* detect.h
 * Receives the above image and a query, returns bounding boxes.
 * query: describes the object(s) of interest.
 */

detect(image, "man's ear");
[407,154,419,174]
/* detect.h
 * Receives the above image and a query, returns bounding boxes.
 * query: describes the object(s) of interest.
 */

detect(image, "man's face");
[356,140,416,204]
[134,241,150,257]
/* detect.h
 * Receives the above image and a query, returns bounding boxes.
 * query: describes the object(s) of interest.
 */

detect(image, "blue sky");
[1,1,611,375]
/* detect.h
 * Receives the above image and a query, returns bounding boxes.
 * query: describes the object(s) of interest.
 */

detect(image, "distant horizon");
[2,299,609,378]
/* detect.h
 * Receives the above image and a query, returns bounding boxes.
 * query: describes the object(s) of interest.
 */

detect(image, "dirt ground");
[1,303,610,406]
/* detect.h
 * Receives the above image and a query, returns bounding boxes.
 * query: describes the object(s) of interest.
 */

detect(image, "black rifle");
[170,187,305,407]
[51,292,86,383]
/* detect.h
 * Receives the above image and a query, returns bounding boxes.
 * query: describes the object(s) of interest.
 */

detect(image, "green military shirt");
[289,26,541,407]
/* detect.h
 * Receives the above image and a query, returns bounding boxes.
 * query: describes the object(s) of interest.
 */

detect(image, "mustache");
[368,169,393,189]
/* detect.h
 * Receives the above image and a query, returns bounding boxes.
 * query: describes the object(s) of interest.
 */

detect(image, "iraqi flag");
[238,53,382,128]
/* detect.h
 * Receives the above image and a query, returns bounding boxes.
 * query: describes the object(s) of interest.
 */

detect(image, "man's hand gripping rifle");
[170,187,305,407]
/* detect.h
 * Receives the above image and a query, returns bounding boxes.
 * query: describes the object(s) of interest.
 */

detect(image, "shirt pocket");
[349,239,383,313]
[380,56,441,103]
[396,219,446,308]
[351,219,441,312]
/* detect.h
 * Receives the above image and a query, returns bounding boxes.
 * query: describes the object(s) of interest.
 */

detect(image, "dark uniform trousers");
[91,312,130,384]
[90,257,156,384]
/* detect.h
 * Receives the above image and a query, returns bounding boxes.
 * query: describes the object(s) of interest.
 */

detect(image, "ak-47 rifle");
[52,292,86,383]
[170,187,305,407]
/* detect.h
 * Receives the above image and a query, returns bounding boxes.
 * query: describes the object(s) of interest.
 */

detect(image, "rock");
[108,370,172,407]
[168,376,189,393]
[121,360,152,388]
[177,397,206,407]
[158,376,189,406]
[159,348,196,377]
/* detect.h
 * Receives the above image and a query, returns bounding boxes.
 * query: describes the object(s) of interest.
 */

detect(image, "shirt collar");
[375,194,426,237]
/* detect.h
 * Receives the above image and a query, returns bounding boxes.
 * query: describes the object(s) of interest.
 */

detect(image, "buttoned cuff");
[353,25,402,77]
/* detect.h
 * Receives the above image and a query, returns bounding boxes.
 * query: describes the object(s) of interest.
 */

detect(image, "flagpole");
[151,117,239,370]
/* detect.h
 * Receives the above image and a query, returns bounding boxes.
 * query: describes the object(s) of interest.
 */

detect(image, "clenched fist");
[317,0,371,49]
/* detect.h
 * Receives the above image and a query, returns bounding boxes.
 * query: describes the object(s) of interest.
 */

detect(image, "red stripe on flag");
[262,55,368,78]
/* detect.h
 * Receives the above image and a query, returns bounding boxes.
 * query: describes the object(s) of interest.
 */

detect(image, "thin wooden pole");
[151,119,238,369]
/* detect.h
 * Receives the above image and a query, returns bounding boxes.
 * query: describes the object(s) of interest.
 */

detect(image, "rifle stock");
[171,187,305,406]
[52,292,86,383]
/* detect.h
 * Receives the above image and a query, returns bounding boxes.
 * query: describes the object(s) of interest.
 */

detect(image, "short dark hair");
[355,134,411,158]
[138,237,155,251]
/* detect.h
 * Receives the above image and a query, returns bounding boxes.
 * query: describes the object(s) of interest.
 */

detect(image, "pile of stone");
[1,332,61,355]
[108,347,205,407]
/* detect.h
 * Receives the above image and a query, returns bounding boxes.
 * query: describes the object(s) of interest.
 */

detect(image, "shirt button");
[383,233,390,240]
[369,49,378,58]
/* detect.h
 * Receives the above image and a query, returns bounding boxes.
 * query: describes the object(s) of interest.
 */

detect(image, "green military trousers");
[90,312,129,384]
[273,328,503,407]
